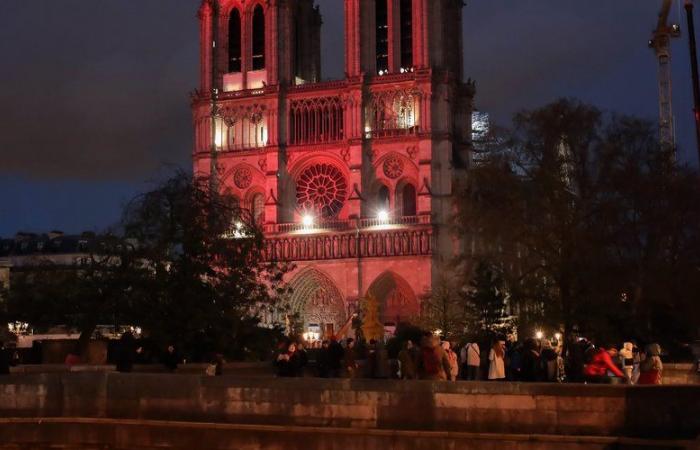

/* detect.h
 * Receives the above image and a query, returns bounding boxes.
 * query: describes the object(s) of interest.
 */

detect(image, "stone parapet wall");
[0,418,695,450]
[0,374,699,440]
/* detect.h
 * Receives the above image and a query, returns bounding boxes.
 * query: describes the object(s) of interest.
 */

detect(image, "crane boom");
[650,0,681,148]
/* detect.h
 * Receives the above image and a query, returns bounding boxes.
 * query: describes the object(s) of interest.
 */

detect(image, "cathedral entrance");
[366,271,419,327]
[288,268,346,339]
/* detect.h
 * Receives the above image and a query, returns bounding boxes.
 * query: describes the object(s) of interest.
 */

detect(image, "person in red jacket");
[584,345,625,383]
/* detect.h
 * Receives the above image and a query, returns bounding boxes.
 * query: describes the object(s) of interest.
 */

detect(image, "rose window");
[383,156,404,179]
[233,167,252,189]
[296,163,348,218]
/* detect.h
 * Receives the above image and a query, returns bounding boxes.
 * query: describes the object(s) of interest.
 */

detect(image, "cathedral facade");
[191,0,473,338]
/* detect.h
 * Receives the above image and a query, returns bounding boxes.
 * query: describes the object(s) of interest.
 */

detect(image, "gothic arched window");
[378,185,390,211]
[400,184,416,217]
[400,0,413,69]
[251,193,265,224]
[252,5,266,70]
[375,0,389,74]
[228,9,242,73]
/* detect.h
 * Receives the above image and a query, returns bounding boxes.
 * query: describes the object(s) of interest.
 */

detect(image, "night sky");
[1,1,697,236]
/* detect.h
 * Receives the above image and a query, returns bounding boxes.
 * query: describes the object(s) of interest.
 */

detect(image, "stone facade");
[191,0,474,336]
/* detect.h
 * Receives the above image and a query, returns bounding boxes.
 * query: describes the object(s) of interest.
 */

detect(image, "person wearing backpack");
[417,335,451,380]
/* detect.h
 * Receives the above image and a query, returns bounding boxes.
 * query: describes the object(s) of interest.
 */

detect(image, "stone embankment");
[0,373,699,449]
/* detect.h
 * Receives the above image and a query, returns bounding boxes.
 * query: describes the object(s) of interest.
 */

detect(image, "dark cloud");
[0,1,199,181]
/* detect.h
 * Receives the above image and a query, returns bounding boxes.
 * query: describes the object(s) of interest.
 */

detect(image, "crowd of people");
[0,332,668,385]
[273,334,666,385]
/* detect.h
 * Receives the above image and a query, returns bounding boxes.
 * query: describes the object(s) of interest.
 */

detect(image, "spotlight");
[554,332,562,341]
[377,210,389,222]
[302,215,314,228]
[535,330,544,340]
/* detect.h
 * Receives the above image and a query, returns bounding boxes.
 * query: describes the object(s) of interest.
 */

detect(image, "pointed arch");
[288,268,346,332]
[399,0,413,69]
[366,271,419,324]
[397,182,417,216]
[252,4,266,70]
[375,0,389,74]
[228,8,242,72]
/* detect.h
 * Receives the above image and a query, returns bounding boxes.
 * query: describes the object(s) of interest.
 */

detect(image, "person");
[214,353,225,376]
[461,342,481,381]
[488,340,506,381]
[638,343,663,385]
[366,339,378,378]
[398,340,417,379]
[116,332,136,373]
[275,342,302,377]
[520,338,541,382]
[506,342,523,381]
[373,340,390,379]
[162,344,180,372]
[0,341,13,375]
[344,338,358,378]
[316,340,331,378]
[328,338,345,378]
[632,344,641,384]
[619,342,634,384]
[417,335,452,381]
[442,341,459,381]
[583,344,625,383]
[540,340,559,382]
[296,342,309,377]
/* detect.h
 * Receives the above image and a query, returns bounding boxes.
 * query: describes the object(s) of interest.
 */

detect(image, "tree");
[458,99,700,349]
[1,172,292,361]
[463,262,515,342]
[420,270,465,340]
[121,171,291,360]
[2,234,149,352]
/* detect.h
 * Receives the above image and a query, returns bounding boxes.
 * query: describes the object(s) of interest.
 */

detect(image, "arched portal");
[366,271,420,325]
[288,268,346,336]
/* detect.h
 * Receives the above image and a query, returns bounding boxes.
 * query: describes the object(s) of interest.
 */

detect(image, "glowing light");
[235,222,243,230]
[554,333,562,341]
[535,330,544,340]
[303,330,320,342]
[377,210,389,222]
[302,215,314,228]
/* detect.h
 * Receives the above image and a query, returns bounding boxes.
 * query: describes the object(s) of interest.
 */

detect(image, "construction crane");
[683,0,700,160]
[649,0,682,148]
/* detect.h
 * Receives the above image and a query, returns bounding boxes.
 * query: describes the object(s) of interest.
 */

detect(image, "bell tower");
[198,0,322,93]
[344,0,464,77]
[192,0,475,336]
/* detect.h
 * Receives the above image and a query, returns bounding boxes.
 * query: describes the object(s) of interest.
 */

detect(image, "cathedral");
[191,0,474,338]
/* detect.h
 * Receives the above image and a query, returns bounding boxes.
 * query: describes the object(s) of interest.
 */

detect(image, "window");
[251,193,265,224]
[289,98,344,145]
[400,0,413,69]
[228,9,242,72]
[375,0,389,74]
[252,5,266,70]
[400,184,416,216]
[378,185,390,210]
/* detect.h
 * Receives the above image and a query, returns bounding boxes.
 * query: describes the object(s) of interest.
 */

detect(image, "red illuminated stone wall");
[192,0,475,334]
